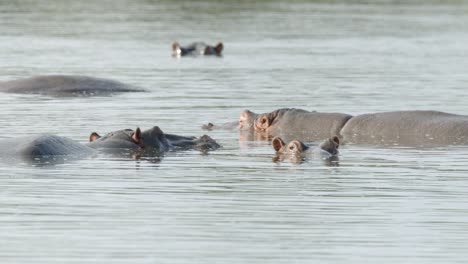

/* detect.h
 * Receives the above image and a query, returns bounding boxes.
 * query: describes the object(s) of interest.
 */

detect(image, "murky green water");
[1,0,468,263]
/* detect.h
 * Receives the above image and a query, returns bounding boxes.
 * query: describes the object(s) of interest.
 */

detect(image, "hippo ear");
[172,42,180,51]
[272,137,285,152]
[332,136,340,147]
[215,42,223,54]
[89,132,101,142]
[291,140,308,152]
[256,115,270,131]
[131,127,142,144]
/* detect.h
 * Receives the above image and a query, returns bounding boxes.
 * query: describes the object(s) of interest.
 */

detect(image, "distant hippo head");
[88,126,170,152]
[172,42,223,57]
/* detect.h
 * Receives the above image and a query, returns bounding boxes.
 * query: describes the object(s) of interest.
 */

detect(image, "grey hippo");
[203,108,468,146]
[0,75,146,97]
[172,42,223,57]
[0,126,220,165]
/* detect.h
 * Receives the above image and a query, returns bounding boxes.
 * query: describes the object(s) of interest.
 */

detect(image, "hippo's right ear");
[215,42,223,54]
[272,137,286,152]
[131,127,142,144]
[89,132,101,142]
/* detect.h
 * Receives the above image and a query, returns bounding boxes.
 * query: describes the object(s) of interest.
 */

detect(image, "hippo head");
[272,136,340,155]
[272,137,309,154]
[318,136,340,156]
[172,42,223,57]
[88,126,170,152]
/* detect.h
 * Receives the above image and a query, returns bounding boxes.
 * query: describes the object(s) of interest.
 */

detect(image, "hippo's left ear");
[172,42,180,51]
[89,132,101,142]
[256,115,271,131]
[131,127,142,144]
[272,137,286,152]
[215,42,223,54]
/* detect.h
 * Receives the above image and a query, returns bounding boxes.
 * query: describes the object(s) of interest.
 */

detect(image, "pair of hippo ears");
[272,137,306,152]
[272,136,340,152]
[89,127,142,144]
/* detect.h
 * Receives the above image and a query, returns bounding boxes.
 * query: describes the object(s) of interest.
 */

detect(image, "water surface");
[1,0,468,263]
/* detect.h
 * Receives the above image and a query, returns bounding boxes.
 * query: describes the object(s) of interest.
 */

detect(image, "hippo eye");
[289,145,295,150]
[261,117,267,124]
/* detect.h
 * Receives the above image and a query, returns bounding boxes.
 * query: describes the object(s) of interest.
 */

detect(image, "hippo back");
[257,108,352,142]
[0,134,94,163]
[0,75,145,96]
[341,110,468,146]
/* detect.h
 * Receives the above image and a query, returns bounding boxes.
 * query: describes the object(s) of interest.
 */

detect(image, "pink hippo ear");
[131,127,142,144]
[272,137,286,152]
[332,136,340,147]
[172,42,180,51]
[89,132,101,142]
[256,115,271,131]
[215,42,223,54]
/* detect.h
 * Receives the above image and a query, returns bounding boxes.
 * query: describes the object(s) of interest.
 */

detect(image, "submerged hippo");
[0,126,220,165]
[0,75,146,97]
[272,136,340,164]
[88,126,220,153]
[172,42,223,57]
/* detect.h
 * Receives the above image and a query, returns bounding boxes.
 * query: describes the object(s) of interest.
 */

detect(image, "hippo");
[0,75,146,97]
[203,108,353,142]
[205,108,468,147]
[0,126,220,165]
[272,136,340,164]
[340,110,468,146]
[88,126,220,153]
[172,42,223,57]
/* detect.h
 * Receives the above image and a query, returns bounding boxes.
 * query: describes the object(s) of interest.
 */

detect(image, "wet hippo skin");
[0,75,146,97]
[253,108,353,142]
[340,110,468,146]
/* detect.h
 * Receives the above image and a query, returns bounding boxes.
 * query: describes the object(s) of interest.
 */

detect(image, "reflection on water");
[1,0,468,263]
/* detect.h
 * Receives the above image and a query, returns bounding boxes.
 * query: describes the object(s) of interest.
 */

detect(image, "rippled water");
[1,0,468,263]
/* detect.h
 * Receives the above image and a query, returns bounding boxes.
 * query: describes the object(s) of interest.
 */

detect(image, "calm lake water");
[1,0,468,263]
